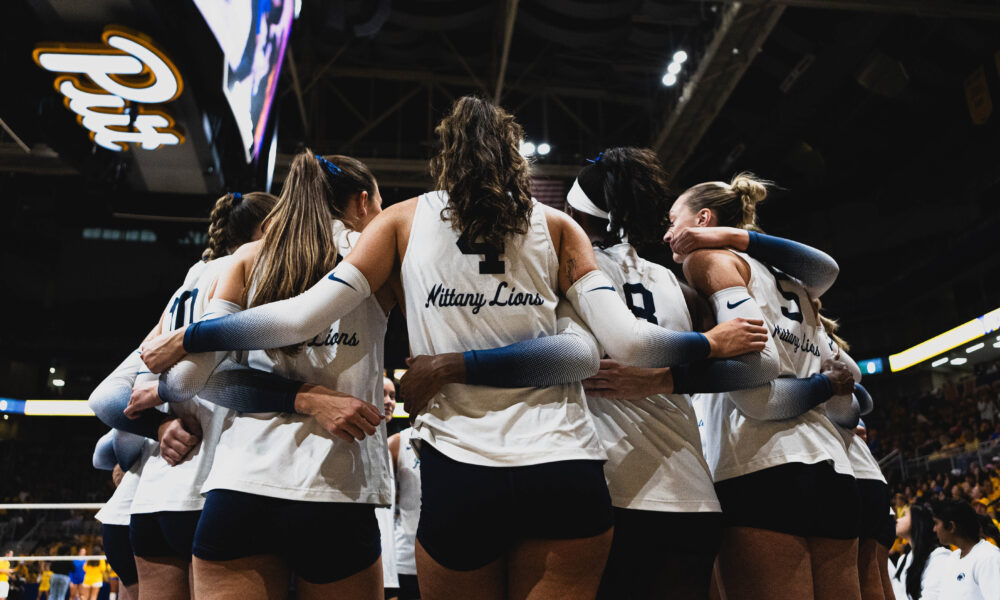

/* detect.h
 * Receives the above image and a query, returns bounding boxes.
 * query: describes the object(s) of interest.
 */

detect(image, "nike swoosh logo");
[328,272,356,290]
[587,286,616,293]
[727,298,751,309]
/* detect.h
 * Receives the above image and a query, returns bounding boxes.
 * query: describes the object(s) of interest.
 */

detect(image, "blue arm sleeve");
[111,430,147,471]
[183,262,371,353]
[87,351,167,440]
[463,301,600,387]
[746,231,839,297]
[464,335,599,387]
[197,360,302,413]
[93,431,117,471]
[567,270,710,368]
[697,374,834,421]
[854,383,873,416]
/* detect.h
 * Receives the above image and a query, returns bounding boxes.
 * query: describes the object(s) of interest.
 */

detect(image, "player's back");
[401,191,604,467]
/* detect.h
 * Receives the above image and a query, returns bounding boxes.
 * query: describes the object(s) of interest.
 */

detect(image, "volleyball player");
[814,308,897,600]
[139,96,768,600]
[397,147,853,599]
[379,377,400,597]
[92,432,143,600]
[666,176,862,600]
[88,191,276,600]
[388,419,422,600]
[152,151,393,600]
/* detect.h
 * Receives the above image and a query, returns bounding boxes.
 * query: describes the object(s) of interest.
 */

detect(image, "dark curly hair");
[576,147,671,249]
[430,96,533,251]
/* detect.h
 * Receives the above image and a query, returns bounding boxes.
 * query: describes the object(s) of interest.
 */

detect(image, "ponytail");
[246,148,376,357]
[202,192,278,260]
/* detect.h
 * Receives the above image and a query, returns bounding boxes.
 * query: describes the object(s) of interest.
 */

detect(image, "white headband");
[566,179,609,220]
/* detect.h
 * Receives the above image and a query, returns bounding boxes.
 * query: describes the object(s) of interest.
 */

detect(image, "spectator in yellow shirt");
[38,563,53,600]
[0,550,13,600]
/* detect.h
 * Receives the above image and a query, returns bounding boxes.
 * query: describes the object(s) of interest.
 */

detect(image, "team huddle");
[89,96,905,600]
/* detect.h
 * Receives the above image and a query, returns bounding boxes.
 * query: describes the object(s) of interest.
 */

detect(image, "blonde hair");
[246,149,375,357]
[814,297,850,352]
[681,172,770,232]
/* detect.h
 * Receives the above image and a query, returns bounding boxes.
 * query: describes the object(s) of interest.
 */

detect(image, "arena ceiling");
[2,0,1000,398]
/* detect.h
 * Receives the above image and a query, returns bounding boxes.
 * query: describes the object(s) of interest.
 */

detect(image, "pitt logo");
[33,26,185,151]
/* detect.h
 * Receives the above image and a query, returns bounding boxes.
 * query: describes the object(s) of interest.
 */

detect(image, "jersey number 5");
[623,283,657,324]
[767,267,803,323]
[456,234,505,274]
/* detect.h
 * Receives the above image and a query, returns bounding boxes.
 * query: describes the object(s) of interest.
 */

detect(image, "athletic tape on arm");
[746,232,839,297]
[566,270,710,368]
[184,262,371,353]
[159,298,242,402]
[87,350,167,440]
[463,302,600,387]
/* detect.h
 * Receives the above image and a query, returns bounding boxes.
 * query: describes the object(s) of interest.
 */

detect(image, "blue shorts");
[416,442,613,571]
[193,489,381,584]
[597,508,723,600]
[102,524,139,586]
[714,461,861,540]
[129,511,202,560]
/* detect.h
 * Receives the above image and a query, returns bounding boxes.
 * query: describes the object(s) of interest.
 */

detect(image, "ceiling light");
[931,357,948,367]
[950,358,968,366]
[537,143,551,156]
[967,342,985,353]
[49,367,56,374]
[661,73,678,87]
[667,62,682,75]
[672,50,688,64]
[519,141,536,157]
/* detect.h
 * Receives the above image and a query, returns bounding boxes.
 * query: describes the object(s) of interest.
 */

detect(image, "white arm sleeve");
[183,262,371,352]
[708,286,780,381]
[565,270,711,368]
[159,298,242,402]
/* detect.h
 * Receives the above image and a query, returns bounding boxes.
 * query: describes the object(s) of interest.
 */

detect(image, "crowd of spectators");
[865,360,1000,465]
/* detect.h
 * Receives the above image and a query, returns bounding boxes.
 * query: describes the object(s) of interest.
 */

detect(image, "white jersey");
[95,441,152,526]
[891,547,953,600]
[586,244,719,512]
[694,251,853,481]
[938,540,1000,600]
[131,257,235,514]
[815,328,885,483]
[402,191,605,467]
[394,427,421,575]
[202,222,392,505]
